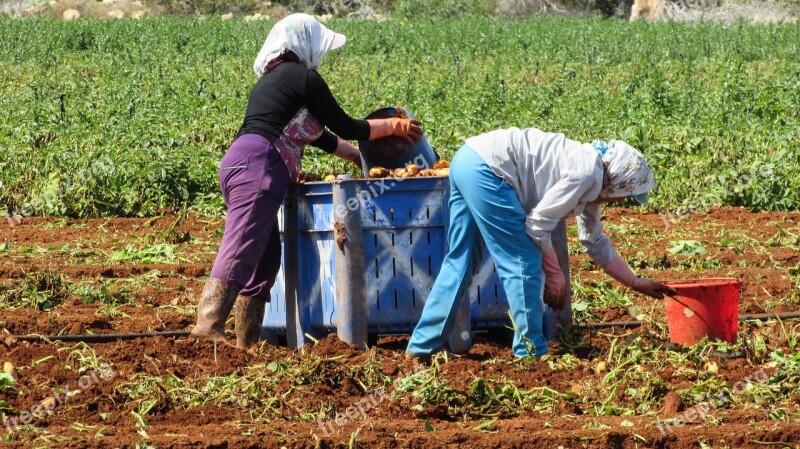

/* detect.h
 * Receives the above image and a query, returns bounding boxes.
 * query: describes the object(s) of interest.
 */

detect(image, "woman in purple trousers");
[191,14,422,348]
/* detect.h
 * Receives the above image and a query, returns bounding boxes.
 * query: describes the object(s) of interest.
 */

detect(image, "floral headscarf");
[591,140,656,202]
[253,13,346,76]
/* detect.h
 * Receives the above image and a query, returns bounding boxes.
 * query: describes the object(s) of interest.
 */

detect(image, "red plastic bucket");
[663,278,741,346]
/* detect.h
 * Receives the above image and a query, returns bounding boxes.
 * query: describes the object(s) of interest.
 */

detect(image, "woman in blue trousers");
[407,128,675,358]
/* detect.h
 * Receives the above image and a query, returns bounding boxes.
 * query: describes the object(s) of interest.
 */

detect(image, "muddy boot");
[190,278,239,341]
[234,295,266,349]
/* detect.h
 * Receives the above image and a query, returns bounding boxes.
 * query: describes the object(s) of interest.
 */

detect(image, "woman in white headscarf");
[407,127,675,359]
[192,14,423,348]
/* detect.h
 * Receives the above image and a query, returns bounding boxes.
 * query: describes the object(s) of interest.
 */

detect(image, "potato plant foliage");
[0,17,798,217]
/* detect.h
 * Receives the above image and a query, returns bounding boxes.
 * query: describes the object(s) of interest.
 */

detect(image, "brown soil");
[1,208,799,448]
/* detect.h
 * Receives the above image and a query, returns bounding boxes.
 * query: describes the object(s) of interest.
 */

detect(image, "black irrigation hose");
[13,330,190,343]
[10,312,800,344]
[581,311,800,330]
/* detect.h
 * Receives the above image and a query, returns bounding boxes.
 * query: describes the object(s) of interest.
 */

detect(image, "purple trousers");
[210,134,290,300]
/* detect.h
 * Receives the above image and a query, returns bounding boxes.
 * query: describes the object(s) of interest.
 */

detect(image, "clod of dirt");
[308,334,362,359]
[662,391,684,416]
[334,222,347,251]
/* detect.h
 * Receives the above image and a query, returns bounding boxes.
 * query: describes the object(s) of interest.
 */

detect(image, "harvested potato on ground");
[3,361,18,380]
[323,174,337,182]
[433,159,450,169]
[369,167,390,178]
[594,360,607,375]
[406,163,420,176]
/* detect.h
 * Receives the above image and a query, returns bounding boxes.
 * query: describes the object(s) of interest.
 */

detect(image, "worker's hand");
[632,278,677,299]
[333,138,361,166]
[541,248,567,311]
[543,281,567,311]
[368,118,423,145]
[388,118,423,144]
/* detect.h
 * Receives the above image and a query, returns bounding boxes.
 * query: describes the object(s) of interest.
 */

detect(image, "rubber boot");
[234,295,266,349]
[190,278,239,341]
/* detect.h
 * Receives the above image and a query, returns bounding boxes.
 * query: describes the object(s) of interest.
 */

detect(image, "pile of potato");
[368,159,450,179]
[296,159,451,183]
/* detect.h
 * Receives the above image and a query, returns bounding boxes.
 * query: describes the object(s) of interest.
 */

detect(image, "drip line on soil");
[10,312,800,343]
[580,311,800,329]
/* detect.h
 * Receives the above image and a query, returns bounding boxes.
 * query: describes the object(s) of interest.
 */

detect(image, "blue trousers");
[407,145,549,357]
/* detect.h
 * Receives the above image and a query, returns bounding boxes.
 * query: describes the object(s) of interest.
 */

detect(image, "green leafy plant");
[668,240,708,256]
[1,18,799,217]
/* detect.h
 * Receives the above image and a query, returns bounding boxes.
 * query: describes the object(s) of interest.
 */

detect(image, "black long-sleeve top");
[236,61,370,153]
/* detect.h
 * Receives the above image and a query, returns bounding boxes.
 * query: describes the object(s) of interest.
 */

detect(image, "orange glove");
[368,118,423,145]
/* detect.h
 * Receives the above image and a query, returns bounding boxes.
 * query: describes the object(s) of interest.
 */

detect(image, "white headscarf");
[253,13,346,77]
[592,140,656,199]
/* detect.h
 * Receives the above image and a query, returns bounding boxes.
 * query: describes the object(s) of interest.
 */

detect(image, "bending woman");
[407,128,675,359]
[191,14,422,348]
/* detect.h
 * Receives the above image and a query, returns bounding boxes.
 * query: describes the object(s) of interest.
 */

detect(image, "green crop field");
[1,16,799,218]
[2,15,800,448]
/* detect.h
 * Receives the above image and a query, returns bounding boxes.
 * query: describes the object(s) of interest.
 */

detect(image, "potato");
[433,159,450,169]
[3,361,18,380]
[434,168,450,177]
[323,174,337,182]
[369,167,390,178]
[704,361,719,375]
[394,168,412,178]
[594,360,607,375]
[405,163,420,176]
[418,169,436,177]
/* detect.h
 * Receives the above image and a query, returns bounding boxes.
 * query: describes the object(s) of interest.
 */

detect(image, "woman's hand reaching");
[368,118,423,145]
[632,278,677,299]
[333,138,361,166]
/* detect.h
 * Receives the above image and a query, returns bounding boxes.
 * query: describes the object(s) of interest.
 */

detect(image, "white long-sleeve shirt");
[465,127,618,268]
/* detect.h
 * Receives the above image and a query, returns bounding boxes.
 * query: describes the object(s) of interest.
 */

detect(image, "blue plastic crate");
[342,176,450,334]
[262,176,512,347]
[262,182,337,343]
